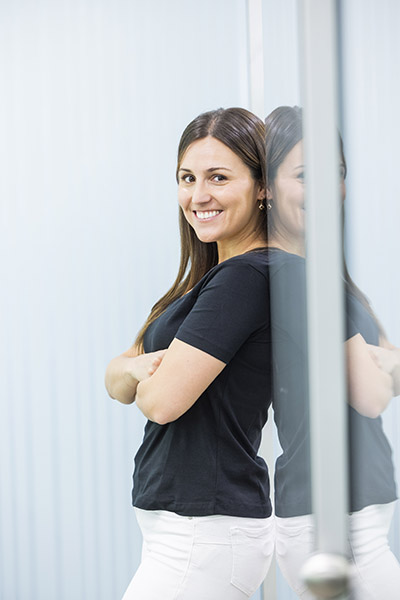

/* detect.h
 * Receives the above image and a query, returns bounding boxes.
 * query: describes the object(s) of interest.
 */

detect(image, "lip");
[193,210,223,222]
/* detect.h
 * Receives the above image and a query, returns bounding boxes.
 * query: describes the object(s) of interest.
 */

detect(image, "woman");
[105,107,275,600]
[265,105,400,599]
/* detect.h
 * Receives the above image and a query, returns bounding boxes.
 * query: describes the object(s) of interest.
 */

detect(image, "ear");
[266,187,273,200]
[257,185,266,200]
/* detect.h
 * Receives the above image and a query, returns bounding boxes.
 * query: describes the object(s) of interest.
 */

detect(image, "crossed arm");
[105,330,400,424]
[369,337,400,397]
[346,333,400,418]
[105,339,225,424]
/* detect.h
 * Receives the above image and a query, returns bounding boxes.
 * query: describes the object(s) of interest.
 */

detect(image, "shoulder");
[268,249,305,277]
[267,250,306,301]
[190,252,270,312]
[205,251,270,286]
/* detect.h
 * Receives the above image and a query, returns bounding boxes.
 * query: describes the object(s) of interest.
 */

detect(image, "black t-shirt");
[269,248,397,517]
[132,251,273,518]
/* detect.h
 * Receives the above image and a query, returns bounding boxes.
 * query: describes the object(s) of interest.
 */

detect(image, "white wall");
[0,1,250,598]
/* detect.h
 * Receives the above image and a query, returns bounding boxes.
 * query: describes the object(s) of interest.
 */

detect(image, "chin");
[196,234,218,244]
[190,227,217,244]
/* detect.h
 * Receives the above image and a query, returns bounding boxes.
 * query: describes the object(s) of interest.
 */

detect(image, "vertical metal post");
[299,0,349,597]
[246,2,276,599]
[247,0,265,118]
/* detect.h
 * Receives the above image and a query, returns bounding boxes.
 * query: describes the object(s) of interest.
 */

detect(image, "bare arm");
[135,338,226,424]
[368,337,400,397]
[345,333,394,418]
[105,345,167,405]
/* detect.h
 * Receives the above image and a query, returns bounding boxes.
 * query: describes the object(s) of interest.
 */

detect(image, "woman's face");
[267,140,347,252]
[177,136,265,260]
[267,141,306,248]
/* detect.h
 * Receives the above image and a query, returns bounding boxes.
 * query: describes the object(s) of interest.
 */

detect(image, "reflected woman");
[265,105,400,600]
[105,108,274,600]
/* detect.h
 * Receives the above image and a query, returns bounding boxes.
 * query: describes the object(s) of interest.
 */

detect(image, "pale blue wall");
[0,1,251,598]
[1,2,399,600]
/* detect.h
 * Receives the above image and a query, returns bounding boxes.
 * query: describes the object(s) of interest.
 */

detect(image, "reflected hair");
[135,107,267,351]
[264,105,384,337]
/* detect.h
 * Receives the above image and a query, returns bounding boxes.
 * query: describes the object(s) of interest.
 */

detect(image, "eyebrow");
[178,167,233,173]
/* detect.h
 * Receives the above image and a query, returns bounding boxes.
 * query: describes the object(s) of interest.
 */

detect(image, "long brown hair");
[135,107,267,350]
[264,105,385,337]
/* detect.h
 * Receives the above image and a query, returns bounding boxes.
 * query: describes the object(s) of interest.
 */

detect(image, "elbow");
[104,379,134,405]
[137,400,178,424]
[350,389,392,419]
[348,369,394,419]
[361,404,386,420]
[104,375,116,401]
[150,410,174,426]
[135,386,179,424]
[114,395,135,405]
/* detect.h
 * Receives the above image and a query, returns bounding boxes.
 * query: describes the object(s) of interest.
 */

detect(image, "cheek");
[295,182,305,200]
[177,189,190,210]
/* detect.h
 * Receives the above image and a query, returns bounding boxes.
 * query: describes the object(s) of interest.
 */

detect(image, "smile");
[194,210,222,221]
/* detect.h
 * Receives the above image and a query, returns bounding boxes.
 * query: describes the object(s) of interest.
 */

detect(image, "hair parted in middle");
[135,107,268,350]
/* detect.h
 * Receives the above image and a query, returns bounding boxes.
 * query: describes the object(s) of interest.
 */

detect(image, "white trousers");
[122,508,275,600]
[275,501,400,600]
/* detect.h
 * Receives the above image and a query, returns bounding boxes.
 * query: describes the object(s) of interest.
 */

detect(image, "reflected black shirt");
[269,248,397,517]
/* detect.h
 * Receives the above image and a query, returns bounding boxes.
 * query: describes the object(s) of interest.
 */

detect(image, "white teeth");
[196,210,221,220]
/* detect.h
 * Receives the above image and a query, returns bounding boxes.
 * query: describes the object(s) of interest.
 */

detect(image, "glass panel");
[260,3,314,600]
[339,0,400,598]
[265,2,400,599]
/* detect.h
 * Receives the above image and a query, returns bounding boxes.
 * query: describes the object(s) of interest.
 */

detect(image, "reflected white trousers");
[122,508,274,600]
[275,501,400,600]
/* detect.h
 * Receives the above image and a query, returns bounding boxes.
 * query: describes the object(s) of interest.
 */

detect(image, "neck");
[217,236,267,264]
[267,233,305,258]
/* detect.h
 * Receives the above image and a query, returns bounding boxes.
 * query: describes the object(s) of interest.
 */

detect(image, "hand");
[125,349,167,384]
[147,351,166,376]
[367,344,399,375]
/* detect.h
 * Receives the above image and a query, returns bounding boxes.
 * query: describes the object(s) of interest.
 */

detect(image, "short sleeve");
[175,262,269,363]
[346,315,360,341]
[269,257,308,354]
[345,291,379,344]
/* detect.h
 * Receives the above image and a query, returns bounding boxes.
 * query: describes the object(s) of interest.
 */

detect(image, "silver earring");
[267,202,272,210]
[258,202,265,210]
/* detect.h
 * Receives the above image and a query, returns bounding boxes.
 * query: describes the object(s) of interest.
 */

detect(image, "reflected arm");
[346,333,394,418]
[368,338,400,397]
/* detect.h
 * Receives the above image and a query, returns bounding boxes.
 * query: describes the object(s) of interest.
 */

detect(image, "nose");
[191,180,212,206]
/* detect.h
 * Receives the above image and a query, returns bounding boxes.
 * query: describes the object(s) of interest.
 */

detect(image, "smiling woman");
[177,136,265,260]
[105,107,275,600]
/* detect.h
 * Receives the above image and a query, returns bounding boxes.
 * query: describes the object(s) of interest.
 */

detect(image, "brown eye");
[180,174,195,184]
